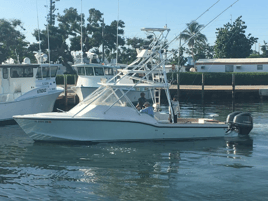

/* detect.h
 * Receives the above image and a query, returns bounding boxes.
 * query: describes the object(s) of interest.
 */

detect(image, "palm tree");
[179,21,207,63]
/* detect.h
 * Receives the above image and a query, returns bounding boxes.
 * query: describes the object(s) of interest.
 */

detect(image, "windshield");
[104,67,114,75]
[94,67,104,76]
[85,67,94,76]
[51,66,58,77]
[77,67,85,75]
[82,87,132,108]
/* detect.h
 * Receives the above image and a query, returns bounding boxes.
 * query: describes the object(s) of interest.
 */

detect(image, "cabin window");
[77,67,85,75]
[94,67,104,76]
[36,67,42,78]
[201,66,205,69]
[3,68,8,79]
[24,67,33,77]
[236,65,241,69]
[85,67,94,76]
[42,67,50,78]
[257,65,263,70]
[51,66,58,77]
[11,67,23,78]
[104,67,113,75]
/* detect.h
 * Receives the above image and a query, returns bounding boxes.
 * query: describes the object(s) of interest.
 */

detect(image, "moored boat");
[71,51,151,103]
[0,52,64,122]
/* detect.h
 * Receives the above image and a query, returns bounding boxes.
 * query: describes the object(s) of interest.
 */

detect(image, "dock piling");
[202,73,205,101]
[232,74,235,100]
[64,75,68,107]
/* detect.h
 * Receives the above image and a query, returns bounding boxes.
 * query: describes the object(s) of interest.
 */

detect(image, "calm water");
[1,100,268,201]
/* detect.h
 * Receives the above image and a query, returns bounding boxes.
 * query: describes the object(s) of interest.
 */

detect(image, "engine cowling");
[226,112,253,135]
[233,112,253,135]
[226,111,242,125]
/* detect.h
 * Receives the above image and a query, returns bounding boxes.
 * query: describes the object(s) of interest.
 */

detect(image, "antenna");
[169,0,221,47]
[116,0,119,66]
[36,0,41,53]
[45,1,51,67]
[81,0,83,64]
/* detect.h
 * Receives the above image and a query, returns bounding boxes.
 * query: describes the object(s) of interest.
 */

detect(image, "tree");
[190,42,214,61]
[179,21,207,62]
[117,36,152,64]
[31,7,81,73]
[261,41,268,57]
[214,16,258,58]
[67,8,125,62]
[57,7,83,52]
[0,19,30,63]
[170,47,187,67]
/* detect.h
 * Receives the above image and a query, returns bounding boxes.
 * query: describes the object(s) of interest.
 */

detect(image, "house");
[195,58,268,72]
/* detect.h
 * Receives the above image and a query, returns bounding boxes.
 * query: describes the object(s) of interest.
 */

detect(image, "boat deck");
[156,117,225,125]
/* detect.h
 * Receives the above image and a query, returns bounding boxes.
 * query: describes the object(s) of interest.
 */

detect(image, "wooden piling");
[232,73,235,100]
[202,73,205,101]
[64,75,68,107]
[177,72,180,100]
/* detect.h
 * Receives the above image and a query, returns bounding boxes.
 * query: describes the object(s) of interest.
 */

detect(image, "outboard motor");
[226,112,253,135]
[226,111,242,125]
[233,112,253,135]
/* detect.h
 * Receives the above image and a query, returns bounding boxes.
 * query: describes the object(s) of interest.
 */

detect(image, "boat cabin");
[73,63,118,88]
[74,63,116,77]
[0,63,60,102]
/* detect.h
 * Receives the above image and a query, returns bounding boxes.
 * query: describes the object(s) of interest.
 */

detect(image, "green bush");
[167,72,268,85]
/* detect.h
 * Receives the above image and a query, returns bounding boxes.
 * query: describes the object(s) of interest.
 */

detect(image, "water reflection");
[0,131,255,200]
[1,97,266,200]
[225,136,253,161]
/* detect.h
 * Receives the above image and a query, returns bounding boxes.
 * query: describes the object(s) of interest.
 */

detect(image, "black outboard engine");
[226,112,253,135]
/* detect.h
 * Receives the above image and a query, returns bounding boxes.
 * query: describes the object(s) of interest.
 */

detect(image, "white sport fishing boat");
[71,51,151,103]
[0,52,64,122]
[14,28,253,142]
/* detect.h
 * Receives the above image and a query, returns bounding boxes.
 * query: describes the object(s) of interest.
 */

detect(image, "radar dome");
[22,57,31,64]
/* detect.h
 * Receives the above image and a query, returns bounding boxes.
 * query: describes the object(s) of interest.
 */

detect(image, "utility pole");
[48,0,60,26]
[49,0,53,25]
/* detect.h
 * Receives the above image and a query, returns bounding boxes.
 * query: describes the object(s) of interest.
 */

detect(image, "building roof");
[196,58,268,65]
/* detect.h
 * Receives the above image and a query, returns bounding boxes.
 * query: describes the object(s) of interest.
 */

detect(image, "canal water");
[0,99,268,200]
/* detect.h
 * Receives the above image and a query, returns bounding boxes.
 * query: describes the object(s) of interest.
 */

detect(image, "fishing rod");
[165,0,240,57]
[167,0,221,47]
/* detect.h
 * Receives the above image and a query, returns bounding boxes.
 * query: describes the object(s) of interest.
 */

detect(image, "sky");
[1,0,268,53]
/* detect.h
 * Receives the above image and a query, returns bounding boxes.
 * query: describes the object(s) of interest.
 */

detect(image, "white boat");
[71,51,152,103]
[0,52,64,122]
[13,28,253,142]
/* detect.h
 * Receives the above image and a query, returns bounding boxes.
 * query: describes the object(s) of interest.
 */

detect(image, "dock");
[55,85,78,110]
[169,85,268,101]
[55,84,268,110]
[169,85,268,91]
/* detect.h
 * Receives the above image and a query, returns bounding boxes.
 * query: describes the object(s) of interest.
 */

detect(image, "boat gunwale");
[13,116,228,129]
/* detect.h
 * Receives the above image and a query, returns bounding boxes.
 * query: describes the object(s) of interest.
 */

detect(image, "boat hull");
[14,117,229,142]
[0,91,62,122]
[72,86,152,103]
